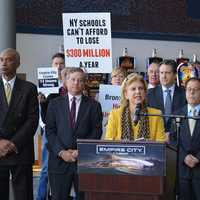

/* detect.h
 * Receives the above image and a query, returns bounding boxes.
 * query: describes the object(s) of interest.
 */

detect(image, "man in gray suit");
[46,67,102,200]
[0,48,39,200]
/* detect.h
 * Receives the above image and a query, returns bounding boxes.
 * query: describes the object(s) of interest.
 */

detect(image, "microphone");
[133,103,142,125]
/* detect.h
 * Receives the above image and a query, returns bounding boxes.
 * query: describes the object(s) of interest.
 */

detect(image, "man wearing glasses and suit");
[177,77,200,200]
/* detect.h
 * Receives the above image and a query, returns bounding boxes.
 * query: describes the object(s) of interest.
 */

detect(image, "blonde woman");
[111,67,126,85]
[105,73,167,142]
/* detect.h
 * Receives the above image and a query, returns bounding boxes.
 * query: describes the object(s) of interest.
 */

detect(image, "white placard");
[37,67,59,96]
[99,84,121,138]
[63,12,112,73]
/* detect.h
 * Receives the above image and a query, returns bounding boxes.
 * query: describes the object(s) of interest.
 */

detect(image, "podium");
[77,140,166,200]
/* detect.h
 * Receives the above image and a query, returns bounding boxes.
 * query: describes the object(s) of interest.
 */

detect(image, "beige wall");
[16,33,200,84]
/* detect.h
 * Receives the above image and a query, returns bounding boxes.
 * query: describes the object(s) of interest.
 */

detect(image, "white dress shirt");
[162,84,175,105]
[68,93,82,121]
[2,76,16,91]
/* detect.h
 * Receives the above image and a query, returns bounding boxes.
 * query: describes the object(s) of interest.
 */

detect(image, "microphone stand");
[138,112,200,200]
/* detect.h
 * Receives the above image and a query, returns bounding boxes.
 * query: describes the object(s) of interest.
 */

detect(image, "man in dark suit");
[177,77,200,200]
[37,53,66,200]
[0,48,39,200]
[147,59,186,140]
[46,67,103,200]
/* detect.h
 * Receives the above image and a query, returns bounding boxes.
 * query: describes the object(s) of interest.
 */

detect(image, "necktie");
[189,108,197,135]
[164,89,172,122]
[5,82,12,104]
[70,97,76,129]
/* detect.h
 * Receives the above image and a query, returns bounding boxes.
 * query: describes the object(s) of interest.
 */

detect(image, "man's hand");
[38,92,46,103]
[60,149,78,162]
[0,139,17,157]
[184,154,199,168]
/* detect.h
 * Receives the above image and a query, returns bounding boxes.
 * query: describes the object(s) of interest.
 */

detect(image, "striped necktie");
[5,82,12,104]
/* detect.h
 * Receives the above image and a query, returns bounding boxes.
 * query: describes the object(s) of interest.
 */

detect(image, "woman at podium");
[105,73,167,142]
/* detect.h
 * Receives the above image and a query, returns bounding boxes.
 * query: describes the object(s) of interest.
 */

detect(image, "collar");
[188,104,200,116]
[162,84,175,93]
[68,92,82,102]
[58,79,63,87]
[2,76,16,90]
[148,83,155,89]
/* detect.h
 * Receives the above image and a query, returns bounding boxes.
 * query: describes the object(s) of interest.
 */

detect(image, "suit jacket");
[0,77,39,165]
[46,94,103,173]
[177,105,200,179]
[147,84,186,131]
[105,106,167,142]
[40,93,60,123]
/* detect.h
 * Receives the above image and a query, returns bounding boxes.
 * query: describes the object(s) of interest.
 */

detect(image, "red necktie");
[70,97,76,129]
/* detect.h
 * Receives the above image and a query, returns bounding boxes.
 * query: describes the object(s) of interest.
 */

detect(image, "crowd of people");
[0,48,200,200]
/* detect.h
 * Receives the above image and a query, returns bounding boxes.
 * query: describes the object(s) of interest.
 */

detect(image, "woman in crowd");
[105,73,167,142]
[111,67,126,85]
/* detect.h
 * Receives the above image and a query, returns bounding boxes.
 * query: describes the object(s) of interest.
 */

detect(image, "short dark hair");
[52,53,65,60]
[149,60,161,66]
[185,77,200,88]
[159,59,177,73]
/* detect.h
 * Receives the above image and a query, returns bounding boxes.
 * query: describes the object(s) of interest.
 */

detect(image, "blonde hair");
[111,67,126,78]
[120,73,147,107]
[61,67,71,81]
[66,67,86,81]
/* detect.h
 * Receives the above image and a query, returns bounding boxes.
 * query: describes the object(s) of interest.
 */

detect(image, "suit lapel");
[0,78,9,125]
[156,86,164,112]
[191,109,200,141]
[181,106,192,139]
[64,95,72,130]
[9,78,23,111]
[0,78,8,110]
[192,120,200,141]
[172,85,180,112]
[75,95,88,130]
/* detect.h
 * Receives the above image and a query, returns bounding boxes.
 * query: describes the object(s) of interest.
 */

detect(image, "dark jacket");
[46,94,103,173]
[147,84,186,132]
[177,105,200,179]
[0,77,39,165]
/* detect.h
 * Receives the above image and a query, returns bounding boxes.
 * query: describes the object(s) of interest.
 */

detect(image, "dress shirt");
[187,104,200,135]
[2,76,16,91]
[148,83,156,89]
[162,84,175,105]
[187,104,200,117]
[68,93,82,121]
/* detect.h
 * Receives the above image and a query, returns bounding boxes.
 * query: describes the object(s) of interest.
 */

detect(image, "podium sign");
[77,140,166,200]
[78,140,166,176]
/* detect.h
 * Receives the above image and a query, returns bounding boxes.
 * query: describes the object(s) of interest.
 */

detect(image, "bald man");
[0,48,39,200]
[147,62,160,89]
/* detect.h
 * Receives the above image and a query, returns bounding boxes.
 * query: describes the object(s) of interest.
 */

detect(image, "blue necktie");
[165,89,172,122]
